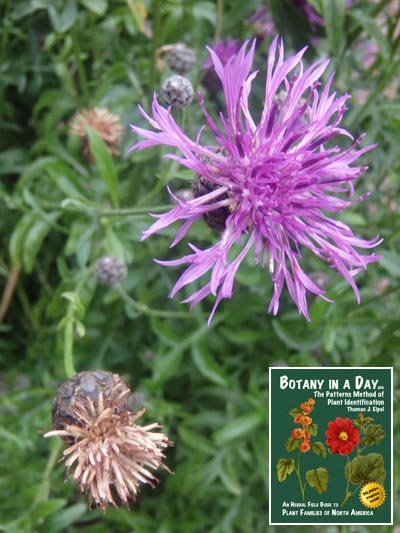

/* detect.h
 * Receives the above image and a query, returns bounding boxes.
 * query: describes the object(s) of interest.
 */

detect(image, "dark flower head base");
[130,36,381,324]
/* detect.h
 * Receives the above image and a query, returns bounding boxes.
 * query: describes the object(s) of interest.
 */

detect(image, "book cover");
[269,367,393,525]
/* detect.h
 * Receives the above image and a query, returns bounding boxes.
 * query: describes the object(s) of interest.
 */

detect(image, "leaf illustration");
[345,453,386,485]
[312,441,327,458]
[285,437,300,452]
[277,458,295,482]
[306,467,329,494]
[289,407,301,418]
[353,413,374,428]
[361,424,386,446]
[308,423,318,437]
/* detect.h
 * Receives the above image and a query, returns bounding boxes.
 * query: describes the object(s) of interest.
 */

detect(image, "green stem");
[71,25,90,104]
[115,285,200,319]
[340,456,360,506]
[149,0,162,91]
[214,0,224,43]
[1,0,11,59]
[346,0,392,48]
[34,439,63,504]
[62,270,91,378]
[340,484,360,507]
[347,55,400,128]
[64,310,76,378]
[295,449,306,501]
[100,204,172,216]
[137,157,180,207]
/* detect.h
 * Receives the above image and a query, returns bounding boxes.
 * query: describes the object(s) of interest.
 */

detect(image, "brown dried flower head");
[44,370,173,511]
[69,108,124,159]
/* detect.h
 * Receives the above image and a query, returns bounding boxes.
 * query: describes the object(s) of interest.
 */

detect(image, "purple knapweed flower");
[201,38,241,95]
[130,36,381,324]
[201,38,241,71]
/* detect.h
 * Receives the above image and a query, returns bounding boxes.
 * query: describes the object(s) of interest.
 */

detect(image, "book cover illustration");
[269,367,393,525]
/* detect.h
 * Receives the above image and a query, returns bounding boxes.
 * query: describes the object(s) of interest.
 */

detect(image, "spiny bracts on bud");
[44,370,173,511]
[162,75,194,109]
[160,43,196,74]
[93,256,127,287]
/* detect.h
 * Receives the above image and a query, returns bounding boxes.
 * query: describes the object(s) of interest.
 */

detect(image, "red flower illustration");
[326,417,360,455]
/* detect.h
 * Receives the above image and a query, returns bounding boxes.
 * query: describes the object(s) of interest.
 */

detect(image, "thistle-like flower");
[201,39,241,95]
[44,370,172,510]
[130,37,381,323]
[70,107,124,159]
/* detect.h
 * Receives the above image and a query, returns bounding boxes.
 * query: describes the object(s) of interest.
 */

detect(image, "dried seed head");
[93,256,127,287]
[45,370,173,511]
[51,370,128,441]
[161,43,196,74]
[70,107,124,159]
[161,75,194,109]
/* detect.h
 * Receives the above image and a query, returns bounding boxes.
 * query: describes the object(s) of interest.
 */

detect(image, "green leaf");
[345,453,386,485]
[9,214,35,267]
[323,321,336,352]
[64,219,96,268]
[47,0,77,33]
[312,441,327,458]
[178,426,216,455]
[105,225,126,260]
[277,458,295,482]
[191,344,230,387]
[79,0,108,16]
[61,292,85,315]
[86,126,119,208]
[272,320,322,351]
[22,213,60,273]
[75,320,86,338]
[126,0,150,35]
[219,455,242,495]
[321,0,346,55]
[46,160,88,198]
[213,410,263,445]
[30,499,66,522]
[59,0,78,32]
[289,407,301,418]
[361,424,386,446]
[151,320,212,385]
[379,250,400,277]
[349,9,391,61]
[41,503,87,531]
[306,467,329,494]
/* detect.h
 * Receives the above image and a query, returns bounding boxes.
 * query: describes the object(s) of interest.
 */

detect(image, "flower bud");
[163,43,196,74]
[93,256,127,287]
[162,75,194,109]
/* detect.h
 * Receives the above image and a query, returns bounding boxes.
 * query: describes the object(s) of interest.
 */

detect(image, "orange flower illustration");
[291,428,305,440]
[299,440,311,453]
[298,415,312,426]
[277,398,327,501]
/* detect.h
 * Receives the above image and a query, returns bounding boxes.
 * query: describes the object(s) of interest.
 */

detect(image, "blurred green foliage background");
[0,0,399,531]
